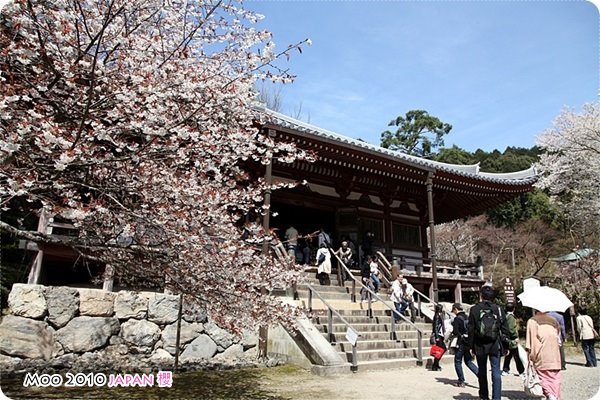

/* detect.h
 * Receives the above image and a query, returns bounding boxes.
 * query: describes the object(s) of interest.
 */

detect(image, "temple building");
[254,106,538,303]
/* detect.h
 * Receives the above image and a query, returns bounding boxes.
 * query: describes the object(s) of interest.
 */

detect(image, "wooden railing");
[377,252,483,280]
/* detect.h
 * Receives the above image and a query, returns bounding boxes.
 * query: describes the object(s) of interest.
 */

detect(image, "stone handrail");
[329,251,424,365]
[306,285,359,372]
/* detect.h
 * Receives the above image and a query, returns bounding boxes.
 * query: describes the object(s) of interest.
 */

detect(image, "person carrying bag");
[430,304,447,371]
[524,361,544,397]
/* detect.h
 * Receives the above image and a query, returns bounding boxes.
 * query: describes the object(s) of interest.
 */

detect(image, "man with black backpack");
[452,303,479,387]
[467,285,511,400]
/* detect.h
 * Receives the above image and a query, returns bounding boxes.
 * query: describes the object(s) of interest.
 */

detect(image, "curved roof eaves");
[256,106,538,186]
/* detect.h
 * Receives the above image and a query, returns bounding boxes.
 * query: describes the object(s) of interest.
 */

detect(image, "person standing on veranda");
[526,310,562,400]
[284,224,299,259]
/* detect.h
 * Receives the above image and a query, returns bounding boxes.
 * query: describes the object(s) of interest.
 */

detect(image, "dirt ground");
[260,353,600,400]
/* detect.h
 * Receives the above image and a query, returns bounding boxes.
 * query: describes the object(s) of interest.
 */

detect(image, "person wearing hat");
[451,302,479,387]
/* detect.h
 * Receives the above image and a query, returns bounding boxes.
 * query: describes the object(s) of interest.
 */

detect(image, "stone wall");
[0,284,259,372]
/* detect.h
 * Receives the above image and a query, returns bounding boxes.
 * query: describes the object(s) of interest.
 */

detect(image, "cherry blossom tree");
[535,103,600,244]
[0,0,312,332]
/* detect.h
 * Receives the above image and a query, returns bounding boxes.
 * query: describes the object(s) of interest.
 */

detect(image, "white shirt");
[369,261,379,275]
[401,282,415,301]
[390,279,402,303]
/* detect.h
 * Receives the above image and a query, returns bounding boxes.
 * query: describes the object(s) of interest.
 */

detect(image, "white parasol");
[517,286,573,313]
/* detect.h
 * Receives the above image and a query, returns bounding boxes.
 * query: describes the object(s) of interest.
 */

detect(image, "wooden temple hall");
[254,106,538,304]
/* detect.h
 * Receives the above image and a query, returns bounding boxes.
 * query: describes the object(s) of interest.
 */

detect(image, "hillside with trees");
[419,105,599,323]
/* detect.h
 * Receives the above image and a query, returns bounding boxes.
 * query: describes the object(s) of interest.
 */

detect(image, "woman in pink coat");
[525,310,562,400]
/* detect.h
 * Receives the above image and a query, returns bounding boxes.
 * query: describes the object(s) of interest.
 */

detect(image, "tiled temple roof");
[257,106,538,186]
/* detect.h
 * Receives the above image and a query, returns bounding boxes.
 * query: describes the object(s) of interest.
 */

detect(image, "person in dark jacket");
[502,303,525,377]
[452,302,479,387]
[431,303,447,371]
[467,285,511,400]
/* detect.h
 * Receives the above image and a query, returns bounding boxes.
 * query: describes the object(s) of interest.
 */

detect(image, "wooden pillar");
[454,282,463,304]
[426,172,439,303]
[379,187,396,254]
[259,129,276,359]
[261,164,273,253]
[27,209,50,284]
[383,200,391,250]
[103,264,114,291]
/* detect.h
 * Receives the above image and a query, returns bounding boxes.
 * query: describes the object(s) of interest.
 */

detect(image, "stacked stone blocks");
[0,284,257,366]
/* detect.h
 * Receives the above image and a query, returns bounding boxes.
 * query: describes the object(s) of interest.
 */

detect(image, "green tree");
[381,110,452,157]
[434,145,476,165]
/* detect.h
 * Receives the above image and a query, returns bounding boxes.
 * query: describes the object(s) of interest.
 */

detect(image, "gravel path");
[262,353,600,400]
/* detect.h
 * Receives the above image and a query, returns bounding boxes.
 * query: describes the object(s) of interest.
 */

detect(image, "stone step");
[347,358,422,371]
[345,354,454,372]
[303,266,362,275]
[315,322,430,333]
[325,330,426,342]
[340,347,421,362]
[297,290,352,301]
[276,274,435,372]
[333,338,430,352]
[297,284,351,294]
[311,305,396,316]
[312,315,425,325]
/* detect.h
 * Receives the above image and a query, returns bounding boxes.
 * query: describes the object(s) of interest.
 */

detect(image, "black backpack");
[460,315,469,339]
[476,304,501,342]
[456,314,469,343]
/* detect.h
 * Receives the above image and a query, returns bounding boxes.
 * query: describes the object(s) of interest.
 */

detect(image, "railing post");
[308,287,313,312]
[367,292,373,319]
[173,293,183,372]
[417,329,423,365]
[391,313,396,341]
[417,296,422,318]
[351,344,358,373]
[351,279,356,302]
[328,308,334,344]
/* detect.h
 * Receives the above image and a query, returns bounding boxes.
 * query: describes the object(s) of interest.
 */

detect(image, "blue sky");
[247,1,598,152]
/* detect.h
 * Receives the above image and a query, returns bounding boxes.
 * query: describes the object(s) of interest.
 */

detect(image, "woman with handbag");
[430,303,447,371]
[576,307,598,367]
[525,310,562,400]
[315,243,332,285]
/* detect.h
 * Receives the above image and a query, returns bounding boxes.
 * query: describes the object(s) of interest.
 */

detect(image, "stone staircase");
[279,266,449,372]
